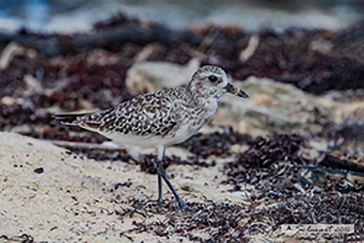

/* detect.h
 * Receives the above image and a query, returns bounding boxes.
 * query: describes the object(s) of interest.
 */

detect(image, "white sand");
[0,132,247,242]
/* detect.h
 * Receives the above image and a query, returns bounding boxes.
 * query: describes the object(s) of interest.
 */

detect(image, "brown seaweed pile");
[179,127,252,158]
[106,191,364,242]
[223,134,308,195]
[1,13,364,131]
[117,199,252,242]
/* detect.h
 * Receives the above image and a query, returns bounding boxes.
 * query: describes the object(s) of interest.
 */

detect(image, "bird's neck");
[185,82,217,106]
[186,83,204,99]
[186,80,197,94]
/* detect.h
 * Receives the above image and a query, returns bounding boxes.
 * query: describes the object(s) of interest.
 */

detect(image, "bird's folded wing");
[56,90,184,138]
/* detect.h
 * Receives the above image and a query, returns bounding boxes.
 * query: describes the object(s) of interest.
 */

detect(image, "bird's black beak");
[224,83,249,98]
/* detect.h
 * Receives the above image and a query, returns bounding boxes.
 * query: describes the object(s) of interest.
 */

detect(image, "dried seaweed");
[110,192,364,242]
[320,120,364,146]
[179,127,252,158]
[1,13,364,94]
[114,198,252,242]
[266,192,364,234]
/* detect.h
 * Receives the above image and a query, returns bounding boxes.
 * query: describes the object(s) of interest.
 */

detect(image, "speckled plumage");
[54,65,249,210]
[60,65,235,149]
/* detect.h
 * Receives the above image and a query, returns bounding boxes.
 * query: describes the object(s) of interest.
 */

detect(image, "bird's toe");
[157,198,165,208]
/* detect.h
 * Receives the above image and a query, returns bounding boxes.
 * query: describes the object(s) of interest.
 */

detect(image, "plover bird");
[54,65,249,209]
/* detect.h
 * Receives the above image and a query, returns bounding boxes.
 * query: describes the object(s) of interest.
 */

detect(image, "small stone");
[1,96,15,105]
[180,183,193,192]
[231,191,251,200]
[34,167,44,174]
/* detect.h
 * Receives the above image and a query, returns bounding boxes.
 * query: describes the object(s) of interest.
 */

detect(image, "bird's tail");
[52,111,97,125]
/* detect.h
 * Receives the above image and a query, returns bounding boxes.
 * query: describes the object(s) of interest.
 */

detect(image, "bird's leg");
[156,146,188,210]
[158,165,187,209]
[157,171,163,207]
[156,146,165,207]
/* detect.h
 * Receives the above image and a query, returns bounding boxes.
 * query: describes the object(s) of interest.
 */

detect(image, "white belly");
[102,122,199,149]
[103,132,163,149]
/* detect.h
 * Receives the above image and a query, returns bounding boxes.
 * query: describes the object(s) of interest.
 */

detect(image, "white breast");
[163,98,218,147]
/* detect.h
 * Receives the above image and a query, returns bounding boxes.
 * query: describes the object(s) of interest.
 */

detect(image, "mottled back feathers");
[66,87,190,138]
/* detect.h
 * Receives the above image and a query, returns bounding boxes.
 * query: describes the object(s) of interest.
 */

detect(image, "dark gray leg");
[157,146,165,207]
[157,163,187,209]
[157,172,164,207]
[156,146,187,210]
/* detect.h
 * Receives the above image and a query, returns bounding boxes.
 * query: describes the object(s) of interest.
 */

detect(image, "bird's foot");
[177,197,193,212]
[157,198,165,208]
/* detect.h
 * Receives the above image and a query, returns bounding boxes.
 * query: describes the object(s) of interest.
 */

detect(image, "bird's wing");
[56,88,186,138]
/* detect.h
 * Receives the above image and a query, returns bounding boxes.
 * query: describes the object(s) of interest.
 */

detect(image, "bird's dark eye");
[208,75,218,82]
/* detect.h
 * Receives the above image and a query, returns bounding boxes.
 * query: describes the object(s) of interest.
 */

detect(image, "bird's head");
[187,65,249,99]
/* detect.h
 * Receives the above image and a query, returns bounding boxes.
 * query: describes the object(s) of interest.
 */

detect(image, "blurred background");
[1,0,364,32]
